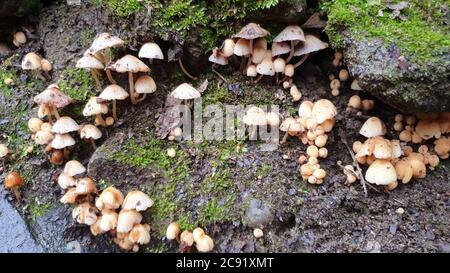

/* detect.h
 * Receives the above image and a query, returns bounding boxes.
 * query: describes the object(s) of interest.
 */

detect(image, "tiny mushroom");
[117,209,143,233]
[122,190,154,211]
[365,159,397,186]
[21,52,45,80]
[76,54,105,89]
[95,186,124,210]
[170,83,201,106]
[64,160,86,177]
[196,234,214,253]
[292,35,329,68]
[57,172,77,189]
[108,54,150,105]
[166,221,181,240]
[75,177,98,195]
[273,25,305,63]
[129,223,151,245]
[280,117,303,143]
[4,171,24,200]
[99,84,129,121]
[360,117,387,138]
[232,23,270,69]
[72,202,98,225]
[99,209,118,232]
[138,42,164,61]
[134,75,157,103]
[80,124,102,149]
[60,188,79,204]
[52,116,80,135]
[83,97,109,127]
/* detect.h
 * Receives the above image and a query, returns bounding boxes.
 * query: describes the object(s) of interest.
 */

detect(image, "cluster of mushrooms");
[347,113,449,190]
[166,221,214,253]
[27,84,102,165]
[58,160,153,252]
[209,23,328,84]
[21,52,53,81]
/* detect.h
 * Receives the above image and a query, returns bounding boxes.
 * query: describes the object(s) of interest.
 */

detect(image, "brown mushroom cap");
[88,32,124,54]
[233,39,251,56]
[21,52,42,70]
[72,202,98,225]
[108,54,150,73]
[365,159,397,185]
[4,172,24,189]
[129,224,151,245]
[273,25,305,43]
[34,86,73,108]
[95,186,124,210]
[232,23,270,40]
[294,35,329,56]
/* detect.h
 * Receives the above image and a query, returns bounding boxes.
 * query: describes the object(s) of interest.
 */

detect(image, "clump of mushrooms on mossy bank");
[209,20,329,86]
[165,222,214,253]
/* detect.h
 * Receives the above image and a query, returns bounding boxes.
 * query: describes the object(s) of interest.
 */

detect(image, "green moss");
[104,0,144,17]
[0,67,17,97]
[203,85,232,105]
[27,198,55,221]
[256,164,272,178]
[58,68,95,102]
[322,0,450,64]
[80,29,95,47]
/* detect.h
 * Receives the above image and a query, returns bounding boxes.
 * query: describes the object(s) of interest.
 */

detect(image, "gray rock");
[245,199,274,228]
[344,38,449,112]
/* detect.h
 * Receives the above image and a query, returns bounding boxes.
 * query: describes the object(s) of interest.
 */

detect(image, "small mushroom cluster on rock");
[347,113,449,190]
[28,85,103,165]
[209,23,328,85]
[21,52,52,81]
[166,222,214,253]
[57,160,153,252]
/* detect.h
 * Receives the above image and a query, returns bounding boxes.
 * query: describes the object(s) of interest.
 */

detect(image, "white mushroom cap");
[273,58,286,73]
[83,97,108,116]
[365,159,397,185]
[256,59,275,76]
[108,54,150,73]
[166,222,181,240]
[280,117,303,132]
[72,202,98,225]
[51,133,75,149]
[246,65,257,77]
[76,55,104,70]
[360,117,387,138]
[311,99,337,124]
[222,39,235,57]
[88,32,124,54]
[100,84,129,100]
[232,23,270,40]
[196,234,214,253]
[21,52,42,70]
[271,42,291,56]
[129,224,151,245]
[52,116,80,134]
[99,209,118,232]
[294,35,329,56]
[75,177,97,195]
[284,64,295,77]
[170,83,201,100]
[243,106,267,126]
[95,186,124,210]
[208,51,228,65]
[135,75,157,94]
[117,209,143,233]
[64,160,86,176]
[273,25,305,43]
[80,124,102,140]
[233,39,250,56]
[298,101,314,118]
[58,172,77,189]
[34,86,73,108]
[122,190,154,211]
[138,42,164,60]
[34,130,54,145]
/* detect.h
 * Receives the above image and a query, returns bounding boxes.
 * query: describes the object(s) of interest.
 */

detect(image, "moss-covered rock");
[324,0,450,112]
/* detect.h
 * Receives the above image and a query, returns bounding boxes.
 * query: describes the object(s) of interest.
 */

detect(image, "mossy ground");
[322,0,450,64]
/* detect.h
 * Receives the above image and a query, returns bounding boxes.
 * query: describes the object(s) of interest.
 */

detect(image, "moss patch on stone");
[323,0,450,64]
[58,67,95,102]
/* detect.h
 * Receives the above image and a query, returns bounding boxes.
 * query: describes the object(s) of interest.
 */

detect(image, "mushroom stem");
[250,125,257,140]
[35,70,47,81]
[63,147,70,159]
[91,69,102,90]
[277,76,290,85]
[281,132,289,144]
[112,99,118,121]
[178,58,197,80]
[212,68,228,83]
[294,53,310,68]
[286,40,295,63]
[53,107,61,120]
[136,93,147,103]
[90,138,97,150]
[254,74,264,83]
[96,114,107,127]
[128,72,137,105]
[47,110,54,124]
[240,57,246,73]
[106,69,116,84]
[12,187,21,201]
[246,39,254,68]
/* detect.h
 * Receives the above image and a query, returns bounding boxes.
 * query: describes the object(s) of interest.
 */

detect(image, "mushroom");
[279,117,303,143]
[222,39,235,57]
[232,23,270,69]
[246,64,257,82]
[34,130,54,146]
[271,42,291,58]
[34,85,73,122]
[434,137,449,158]
[90,216,104,236]
[415,119,441,140]
[4,171,24,201]
[360,117,387,138]
[138,42,164,62]
[40,59,52,78]
[28,117,43,133]
[180,230,194,248]
[57,172,77,189]
[166,222,181,240]
[108,55,150,105]
[233,39,251,71]
[348,95,362,109]
[311,99,337,124]
[122,190,153,211]
[273,57,286,82]
[72,202,98,225]
[64,160,86,177]
[95,186,124,210]
[196,234,214,253]
[99,209,118,232]
[134,75,157,103]
[117,209,143,233]
[76,54,104,90]
[21,52,46,81]
[255,50,275,82]
[243,106,267,140]
[351,79,363,90]
[83,97,108,127]
[75,177,97,195]
[253,228,264,239]
[87,33,125,83]
[395,159,414,184]
[209,48,229,66]
[52,116,80,135]
[60,188,79,204]
[80,124,102,149]
[273,25,305,63]
[365,159,397,185]
[0,144,8,159]
[170,83,201,107]
[193,227,205,243]
[99,84,129,121]
[292,35,329,68]
[266,112,280,127]
[129,224,151,245]
[114,236,139,252]
[13,31,26,47]
[51,134,75,157]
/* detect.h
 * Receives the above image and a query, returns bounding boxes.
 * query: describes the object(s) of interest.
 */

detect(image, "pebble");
[396,207,405,215]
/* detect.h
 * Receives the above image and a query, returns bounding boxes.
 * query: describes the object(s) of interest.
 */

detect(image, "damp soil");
[0,1,448,253]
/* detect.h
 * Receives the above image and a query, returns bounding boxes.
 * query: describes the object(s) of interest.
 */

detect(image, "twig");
[178,58,197,80]
[393,198,406,206]
[212,68,228,83]
[339,129,380,197]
